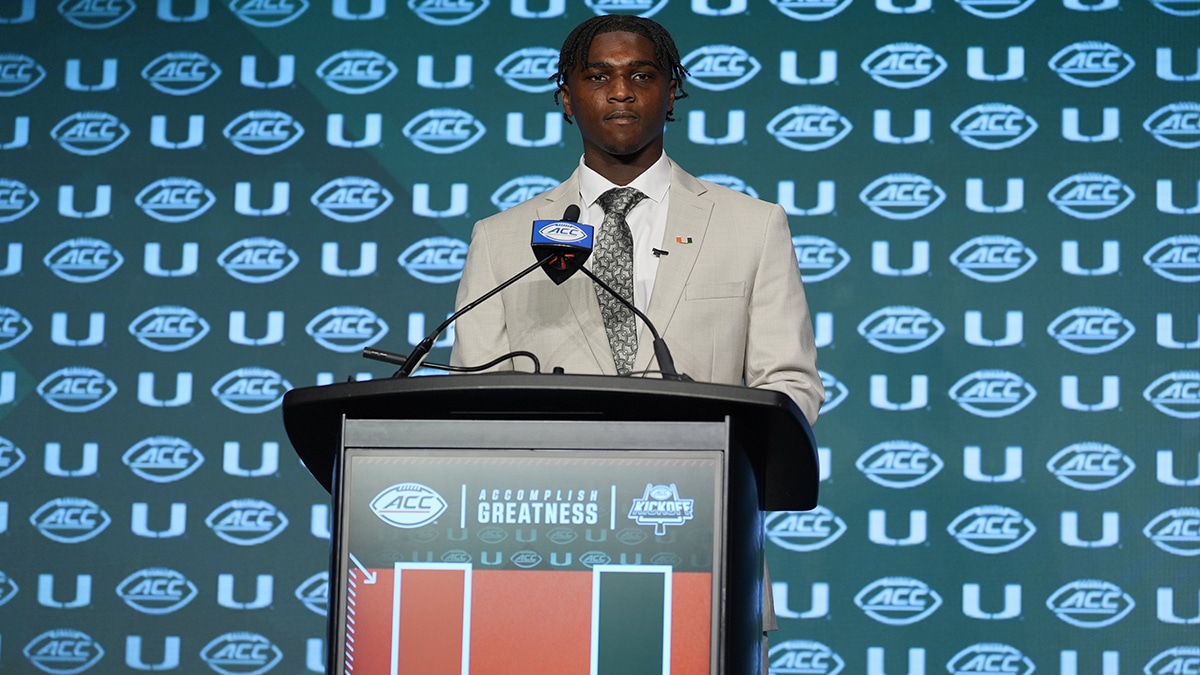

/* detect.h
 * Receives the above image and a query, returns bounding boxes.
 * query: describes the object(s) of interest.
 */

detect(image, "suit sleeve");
[449,219,514,371]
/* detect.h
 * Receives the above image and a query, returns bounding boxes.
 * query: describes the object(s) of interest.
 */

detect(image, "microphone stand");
[573,265,685,381]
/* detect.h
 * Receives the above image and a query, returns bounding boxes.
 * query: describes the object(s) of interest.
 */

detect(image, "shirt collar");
[578,153,672,209]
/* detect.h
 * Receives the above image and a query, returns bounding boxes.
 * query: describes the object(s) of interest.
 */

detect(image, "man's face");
[561,30,676,164]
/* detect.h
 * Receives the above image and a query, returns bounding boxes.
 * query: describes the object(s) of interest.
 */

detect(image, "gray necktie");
[593,187,647,375]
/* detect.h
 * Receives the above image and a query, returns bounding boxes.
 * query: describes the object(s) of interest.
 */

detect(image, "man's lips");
[605,111,638,122]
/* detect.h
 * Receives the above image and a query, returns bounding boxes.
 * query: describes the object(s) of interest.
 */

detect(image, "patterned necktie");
[593,187,647,375]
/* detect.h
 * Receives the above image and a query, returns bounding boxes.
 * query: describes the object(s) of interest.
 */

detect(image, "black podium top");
[282,373,818,511]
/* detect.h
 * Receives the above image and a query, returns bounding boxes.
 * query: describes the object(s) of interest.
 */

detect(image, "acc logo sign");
[116,568,198,614]
[1048,173,1134,220]
[305,306,389,353]
[408,0,489,25]
[229,0,309,27]
[59,0,135,27]
[37,367,117,412]
[495,47,558,93]
[946,644,1035,675]
[403,108,486,154]
[535,224,586,243]
[699,174,759,198]
[1143,371,1200,419]
[1143,102,1200,149]
[793,235,850,282]
[1143,507,1200,556]
[951,103,1038,150]
[311,176,394,222]
[1046,579,1135,627]
[218,237,299,283]
[122,436,205,483]
[854,577,942,625]
[0,569,17,606]
[950,235,1037,282]
[224,110,304,155]
[0,177,39,222]
[1049,42,1135,88]
[1047,307,1135,354]
[860,173,945,220]
[1145,648,1200,675]
[44,237,123,283]
[856,440,943,488]
[295,572,328,616]
[491,175,559,211]
[50,111,130,156]
[682,45,761,91]
[142,51,222,95]
[862,43,946,89]
[584,0,668,16]
[858,306,945,353]
[764,507,847,552]
[200,632,284,675]
[0,435,27,479]
[0,54,46,96]
[371,483,448,528]
[768,641,844,675]
[24,629,105,674]
[956,0,1033,17]
[950,370,1037,418]
[769,0,853,20]
[398,237,468,283]
[30,497,112,543]
[205,499,289,545]
[136,177,216,223]
[947,505,1036,554]
[767,105,852,151]
[819,370,849,413]
[129,306,210,352]
[1143,235,1200,282]
[317,49,398,94]
[0,306,33,349]
[1047,442,1135,491]
[212,367,292,414]
[1150,0,1200,14]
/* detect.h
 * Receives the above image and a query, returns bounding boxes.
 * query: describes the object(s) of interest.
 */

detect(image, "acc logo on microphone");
[1143,371,1200,419]
[862,43,946,89]
[37,367,118,412]
[1143,507,1200,556]
[212,367,292,414]
[116,568,199,614]
[0,306,32,349]
[950,235,1037,282]
[769,0,854,21]
[856,440,943,488]
[699,174,759,198]
[30,497,112,543]
[141,51,222,95]
[491,175,559,211]
[535,224,587,244]
[1049,42,1135,88]
[0,435,27,479]
[860,174,946,220]
[947,505,1036,554]
[1143,235,1200,282]
[59,0,135,27]
[767,641,845,675]
[495,47,559,93]
[403,108,486,154]
[0,54,46,96]
[205,499,289,545]
[1046,579,1135,627]
[371,483,448,528]
[956,0,1034,17]
[819,370,849,413]
[229,0,309,26]
[1145,648,1200,675]
[1048,173,1134,220]
[135,177,216,223]
[1047,307,1135,354]
[1143,102,1200,149]
[408,0,489,25]
[682,45,761,91]
[123,436,205,483]
[50,111,130,156]
[129,306,211,352]
[311,176,394,223]
[295,572,329,616]
[317,49,398,94]
[792,235,849,282]
[200,632,284,675]
[951,103,1037,150]
[858,306,945,354]
[218,237,299,283]
[854,577,942,625]
[23,629,105,674]
[950,370,1037,418]
[0,177,39,222]
[305,306,389,353]
[224,110,305,155]
[1046,442,1135,491]
[764,507,847,552]
[767,105,852,151]
[44,237,123,283]
[946,644,1035,675]
[398,237,468,283]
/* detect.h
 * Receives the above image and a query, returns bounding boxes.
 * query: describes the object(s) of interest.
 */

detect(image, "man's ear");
[560,85,574,118]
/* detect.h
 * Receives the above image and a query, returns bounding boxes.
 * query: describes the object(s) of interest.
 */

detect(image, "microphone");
[530,205,593,285]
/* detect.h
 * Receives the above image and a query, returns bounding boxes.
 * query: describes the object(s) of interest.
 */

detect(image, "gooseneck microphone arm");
[573,264,685,381]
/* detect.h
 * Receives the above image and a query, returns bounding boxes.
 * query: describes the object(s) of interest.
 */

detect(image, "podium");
[283,373,817,675]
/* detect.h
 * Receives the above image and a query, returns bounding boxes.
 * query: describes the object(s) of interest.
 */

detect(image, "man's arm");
[449,220,514,371]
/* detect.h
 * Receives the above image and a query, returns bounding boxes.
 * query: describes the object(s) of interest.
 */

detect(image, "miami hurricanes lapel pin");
[675,236,693,244]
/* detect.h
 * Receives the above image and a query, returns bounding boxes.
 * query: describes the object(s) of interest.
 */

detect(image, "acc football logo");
[495,47,558,93]
[862,44,947,89]
[511,550,543,569]
[205,499,289,545]
[135,177,216,223]
[682,45,761,91]
[860,173,946,220]
[211,367,292,414]
[950,370,1037,418]
[122,436,205,483]
[316,49,398,94]
[769,0,854,21]
[217,237,300,283]
[0,306,32,349]
[946,644,1035,675]
[0,569,17,606]
[854,577,942,625]
[950,235,1037,282]
[699,174,759,198]
[229,0,309,26]
[305,306,389,353]
[0,54,46,96]
[767,105,853,151]
[116,568,199,614]
[311,176,394,222]
[24,629,105,674]
[403,108,486,154]
[951,103,1038,150]
[1143,508,1200,556]
[1143,371,1200,419]
[1049,42,1135,88]
[200,632,284,675]
[819,370,849,413]
[44,237,123,283]
[1145,648,1200,675]
[947,505,1036,553]
[398,237,468,283]
[141,51,222,95]
[1143,235,1200,282]
[1143,102,1200,149]
[547,527,577,545]
[30,497,112,542]
[793,235,850,282]
[371,483,448,528]
[856,441,943,488]
[764,507,847,552]
[50,111,129,156]
[956,0,1034,17]
[1046,442,1135,491]
[768,640,845,675]
[129,305,210,352]
[224,110,304,155]
[1046,579,1135,627]
[535,224,586,243]
[59,0,135,27]
[1047,307,1135,354]
[580,551,611,567]
[1150,0,1200,14]
[0,177,39,222]
[37,367,117,412]
[0,435,27,479]
[858,306,945,354]
[295,572,328,616]
[408,0,489,25]
[1048,173,1134,220]
[491,175,559,211]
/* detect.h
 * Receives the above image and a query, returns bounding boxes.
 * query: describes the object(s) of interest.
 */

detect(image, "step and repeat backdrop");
[0,0,1197,673]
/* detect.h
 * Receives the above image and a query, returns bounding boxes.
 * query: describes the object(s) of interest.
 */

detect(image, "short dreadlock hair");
[551,15,689,124]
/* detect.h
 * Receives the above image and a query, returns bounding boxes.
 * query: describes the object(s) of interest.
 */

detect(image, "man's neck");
[583,146,663,186]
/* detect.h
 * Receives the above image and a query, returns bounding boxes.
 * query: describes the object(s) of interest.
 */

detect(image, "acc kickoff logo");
[116,568,198,614]
[793,235,850,282]
[951,103,1038,150]
[1049,42,1135,88]
[860,174,945,220]
[50,111,130,156]
[950,236,1037,282]
[317,50,398,94]
[1046,579,1135,627]
[398,237,468,283]
[0,306,33,349]
[1048,173,1134,220]
[24,629,104,674]
[44,238,123,283]
[408,0,489,25]
[306,306,389,353]
[819,370,849,413]
[1143,507,1200,556]
[856,441,943,488]
[946,644,1035,675]
[0,54,46,96]
[768,641,845,675]
[206,499,289,545]
[862,43,946,89]
[142,51,222,95]
[769,0,853,21]
[491,175,559,211]
[311,176,394,222]
[1144,235,1200,282]
[0,177,39,222]
[767,105,852,151]
[59,0,135,27]
[0,435,26,479]
[218,237,299,283]
[129,306,210,352]
[1047,307,1135,354]
[858,306,944,353]
[123,436,205,483]
[224,110,305,155]
[628,483,695,535]
[229,0,309,26]
[37,367,117,412]
[212,367,291,414]
[682,45,761,91]
[950,370,1037,418]
[1143,371,1200,419]
[371,483,448,528]
[403,108,486,154]
[200,632,283,675]
[765,507,847,551]
[947,505,1036,553]
[1144,102,1200,149]
[30,497,112,542]
[854,576,942,625]
[136,177,216,223]
[1047,443,1135,491]
[495,47,558,93]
